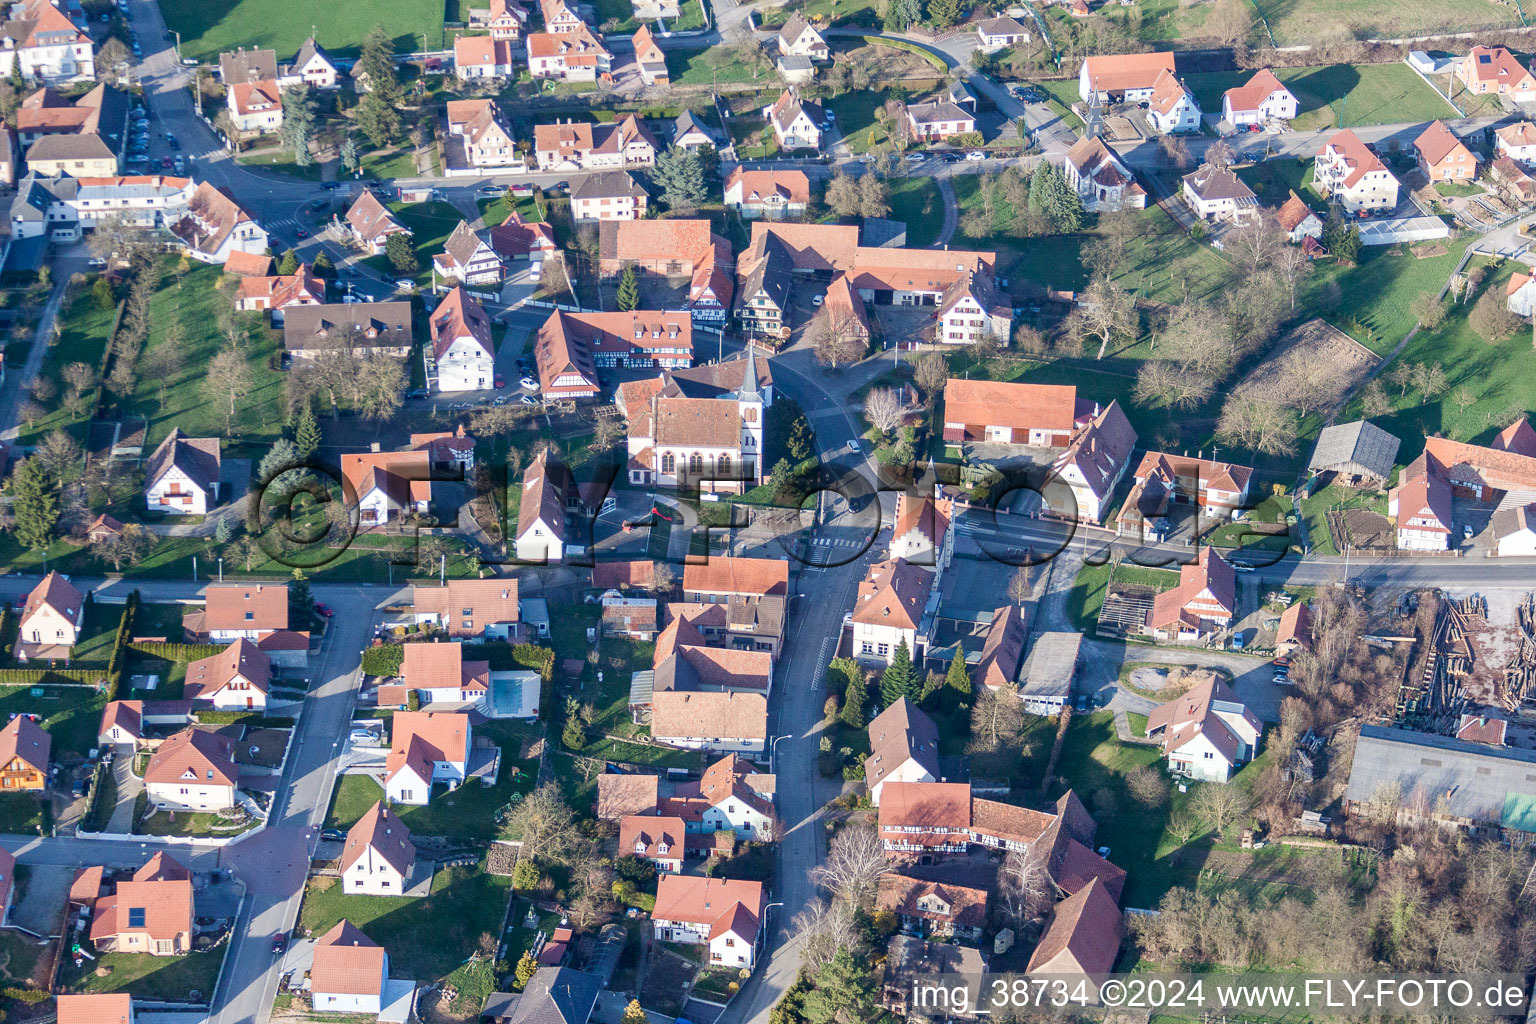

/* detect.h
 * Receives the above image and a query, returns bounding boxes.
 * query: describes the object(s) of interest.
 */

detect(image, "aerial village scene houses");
[8,0,1536,1018]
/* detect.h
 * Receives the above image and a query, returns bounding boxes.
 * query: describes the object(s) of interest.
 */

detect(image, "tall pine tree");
[802,949,882,1024]
[925,0,961,29]
[946,646,972,694]
[839,669,868,728]
[10,458,58,551]
[653,148,708,212]
[880,639,918,708]
[616,266,639,311]
[280,83,315,166]
[355,26,403,147]
[294,402,321,461]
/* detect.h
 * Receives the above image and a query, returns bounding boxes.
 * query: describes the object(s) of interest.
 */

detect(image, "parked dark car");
[272,934,287,955]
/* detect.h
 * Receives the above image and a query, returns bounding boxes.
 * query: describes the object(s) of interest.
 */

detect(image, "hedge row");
[360,644,405,678]
[103,591,139,702]
[126,641,225,663]
[195,711,294,727]
[0,668,105,686]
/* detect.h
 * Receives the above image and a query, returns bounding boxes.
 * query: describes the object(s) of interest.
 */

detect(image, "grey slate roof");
[1182,163,1258,204]
[507,968,600,1024]
[26,133,114,161]
[145,428,221,491]
[282,301,414,352]
[571,169,646,201]
[673,109,717,144]
[1019,631,1081,700]
[219,48,278,83]
[1345,724,1536,829]
[906,99,972,125]
[1308,420,1401,479]
[291,37,333,72]
[776,54,813,71]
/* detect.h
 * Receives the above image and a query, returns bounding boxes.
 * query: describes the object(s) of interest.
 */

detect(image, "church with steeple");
[616,346,775,495]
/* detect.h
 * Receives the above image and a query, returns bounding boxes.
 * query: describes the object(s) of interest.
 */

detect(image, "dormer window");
[634,839,645,854]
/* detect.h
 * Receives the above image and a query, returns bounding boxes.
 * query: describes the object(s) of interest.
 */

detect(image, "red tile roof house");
[340,191,411,255]
[597,218,734,325]
[383,711,476,805]
[446,99,523,172]
[340,449,433,527]
[1077,51,1176,104]
[1416,120,1478,183]
[1025,877,1123,975]
[96,700,195,747]
[1274,191,1324,244]
[310,920,391,1014]
[184,584,294,644]
[1495,120,1536,162]
[1144,674,1262,783]
[232,263,323,324]
[942,379,1095,447]
[411,579,523,640]
[430,286,497,393]
[526,25,612,83]
[723,167,810,220]
[649,690,767,756]
[1387,424,1536,549]
[58,994,134,1024]
[851,558,934,666]
[341,801,416,895]
[619,813,687,872]
[665,753,776,839]
[652,876,764,969]
[16,570,85,658]
[1144,548,1237,643]
[1220,68,1297,126]
[1275,600,1312,655]
[490,212,557,264]
[1114,452,1254,541]
[514,449,573,563]
[888,493,954,565]
[143,428,221,515]
[682,557,788,600]
[534,115,656,172]
[183,639,271,710]
[401,641,491,706]
[88,853,194,956]
[143,728,238,812]
[876,874,988,942]
[454,34,518,80]
[876,781,972,857]
[1456,45,1536,100]
[1313,129,1399,213]
[1144,68,1201,135]
[936,261,1013,346]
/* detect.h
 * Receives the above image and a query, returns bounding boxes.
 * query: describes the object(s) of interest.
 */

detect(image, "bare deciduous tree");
[812,312,868,369]
[1191,781,1250,838]
[1134,359,1214,410]
[914,353,948,403]
[1217,395,1299,455]
[202,345,254,430]
[1227,220,1284,277]
[792,897,859,972]
[812,825,887,909]
[863,387,902,435]
[91,522,155,571]
[500,783,582,862]
[997,846,1054,929]
[969,682,1024,752]
[1070,277,1137,360]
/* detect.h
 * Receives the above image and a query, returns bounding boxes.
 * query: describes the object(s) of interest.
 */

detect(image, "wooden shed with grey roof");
[1307,420,1400,488]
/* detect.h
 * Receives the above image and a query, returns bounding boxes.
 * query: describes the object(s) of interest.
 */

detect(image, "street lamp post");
[770,734,790,773]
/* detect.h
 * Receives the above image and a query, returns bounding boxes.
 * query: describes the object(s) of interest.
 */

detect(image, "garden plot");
[1234,318,1380,415]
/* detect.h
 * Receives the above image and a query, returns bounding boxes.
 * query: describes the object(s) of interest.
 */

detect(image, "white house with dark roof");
[763,90,822,151]
[1063,136,1145,211]
[864,698,940,805]
[571,170,649,223]
[144,429,220,515]
[905,98,976,143]
[776,14,828,60]
[1181,162,1259,224]
[432,220,503,287]
[280,37,338,89]
[340,191,411,255]
[673,110,719,151]
[975,16,1029,51]
[17,571,85,656]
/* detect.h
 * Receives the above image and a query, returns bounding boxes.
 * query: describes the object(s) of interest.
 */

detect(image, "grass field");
[1183,64,1456,131]
[1253,0,1519,47]
[1235,157,1323,206]
[1299,237,1471,355]
[0,794,44,836]
[115,258,289,450]
[0,930,46,986]
[298,864,511,1012]
[0,685,106,757]
[161,0,447,62]
[664,46,775,86]
[1344,260,1536,464]
[1066,562,1181,634]
[58,947,225,1000]
[361,201,465,287]
[887,177,943,247]
[15,280,117,447]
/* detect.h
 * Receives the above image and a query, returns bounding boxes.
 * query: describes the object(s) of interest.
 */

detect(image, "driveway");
[10,863,74,936]
[105,745,143,833]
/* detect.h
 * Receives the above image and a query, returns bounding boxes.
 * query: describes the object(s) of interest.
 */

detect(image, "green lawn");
[235,149,324,180]
[887,177,943,248]
[1254,0,1518,47]
[161,0,447,62]
[663,46,775,86]
[298,862,512,1008]
[1049,713,1274,907]
[359,148,420,181]
[0,685,106,757]
[324,721,540,839]
[672,0,707,31]
[825,90,892,156]
[1296,482,1388,556]
[136,807,260,837]
[1183,64,1456,131]
[361,200,465,286]
[1235,157,1322,206]
[114,258,289,449]
[1033,78,1084,129]
[1343,260,1536,463]
[65,604,124,665]
[1065,561,1181,633]
[478,194,547,229]
[15,280,117,447]
[1299,236,1472,355]
[0,794,44,836]
[58,947,225,1000]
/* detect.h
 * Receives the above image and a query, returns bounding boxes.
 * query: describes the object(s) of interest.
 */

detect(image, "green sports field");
[161,0,447,62]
